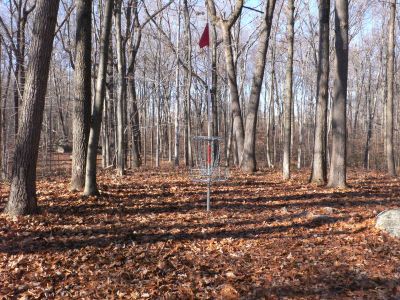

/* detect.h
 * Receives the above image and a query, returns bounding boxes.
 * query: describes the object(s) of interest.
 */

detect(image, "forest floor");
[1,168,400,299]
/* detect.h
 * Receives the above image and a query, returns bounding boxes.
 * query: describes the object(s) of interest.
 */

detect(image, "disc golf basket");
[191,20,229,211]
[190,136,228,211]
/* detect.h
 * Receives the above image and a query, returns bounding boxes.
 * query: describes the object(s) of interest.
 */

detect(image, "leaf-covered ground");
[1,168,400,299]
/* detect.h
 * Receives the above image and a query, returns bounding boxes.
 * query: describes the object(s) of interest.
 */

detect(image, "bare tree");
[241,0,277,173]
[385,0,396,176]
[2,1,36,135]
[327,0,349,188]
[0,39,2,179]
[127,0,174,168]
[207,0,245,165]
[71,0,92,191]
[282,0,295,180]
[115,0,126,176]
[183,0,193,167]
[310,0,330,184]
[5,0,60,216]
[173,0,182,167]
[84,0,114,196]
[126,0,142,168]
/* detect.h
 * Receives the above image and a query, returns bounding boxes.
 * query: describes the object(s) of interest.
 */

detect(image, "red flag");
[199,24,209,48]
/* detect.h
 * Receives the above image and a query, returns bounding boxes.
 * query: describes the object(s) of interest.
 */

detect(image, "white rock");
[376,209,400,238]
[322,207,335,214]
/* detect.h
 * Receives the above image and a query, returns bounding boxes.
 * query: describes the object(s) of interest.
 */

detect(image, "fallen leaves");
[0,168,400,299]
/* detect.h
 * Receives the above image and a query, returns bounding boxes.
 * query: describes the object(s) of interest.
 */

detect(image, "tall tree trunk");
[207,0,245,165]
[155,20,162,168]
[0,40,2,179]
[271,55,276,167]
[5,0,60,216]
[310,0,330,184]
[126,0,172,168]
[386,0,396,176]
[282,0,294,180]
[297,94,304,170]
[71,0,92,191]
[1,63,11,180]
[52,69,68,140]
[363,66,374,170]
[13,2,23,135]
[327,0,349,188]
[12,1,34,136]
[173,0,181,167]
[241,0,276,173]
[115,0,126,176]
[84,0,114,196]
[126,0,142,168]
[183,0,192,166]
[102,93,110,168]
[266,73,274,168]
[221,25,245,165]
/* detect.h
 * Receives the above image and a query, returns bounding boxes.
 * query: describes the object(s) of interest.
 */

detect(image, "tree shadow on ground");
[38,185,395,218]
[0,215,348,254]
[248,267,400,299]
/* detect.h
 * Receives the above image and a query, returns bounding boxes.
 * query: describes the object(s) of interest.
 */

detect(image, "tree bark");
[363,65,375,170]
[115,0,126,176]
[5,0,60,216]
[310,0,330,184]
[241,0,276,173]
[386,0,396,176]
[282,0,294,180]
[221,25,245,165]
[0,40,2,179]
[327,0,349,188]
[207,0,245,165]
[84,0,114,196]
[71,0,92,191]
[1,62,11,180]
[183,0,193,167]
[126,0,142,168]
[173,0,181,167]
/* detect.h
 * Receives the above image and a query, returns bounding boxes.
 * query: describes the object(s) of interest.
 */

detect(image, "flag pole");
[199,5,212,211]
[206,7,212,211]
[206,18,212,139]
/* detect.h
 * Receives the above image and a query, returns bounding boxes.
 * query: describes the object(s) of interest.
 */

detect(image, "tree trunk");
[84,0,114,196]
[221,25,245,165]
[297,95,304,170]
[0,40,2,179]
[1,63,11,180]
[327,0,348,188]
[207,0,245,165]
[266,73,274,168]
[5,0,60,216]
[115,0,126,176]
[71,0,92,191]
[173,0,181,167]
[126,1,142,168]
[183,0,192,166]
[282,0,294,180]
[241,0,276,173]
[363,67,374,170]
[310,0,330,184]
[386,0,396,176]
[52,69,68,140]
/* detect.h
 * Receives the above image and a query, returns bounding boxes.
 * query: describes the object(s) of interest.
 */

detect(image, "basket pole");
[206,12,212,211]
[207,178,211,211]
